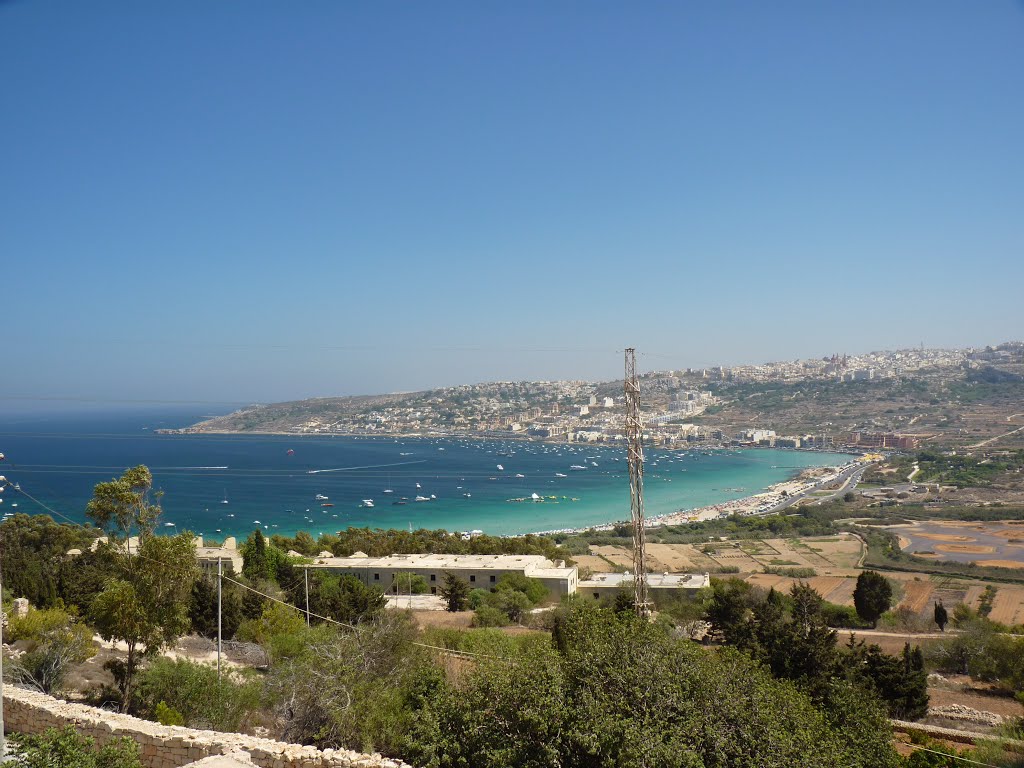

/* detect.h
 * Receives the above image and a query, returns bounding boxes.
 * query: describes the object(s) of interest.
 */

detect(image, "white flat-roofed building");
[194,536,242,574]
[305,552,579,598]
[578,571,710,601]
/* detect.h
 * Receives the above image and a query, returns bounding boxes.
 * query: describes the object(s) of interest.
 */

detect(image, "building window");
[374,573,379,581]
[431,587,437,595]
[490,575,496,583]
[470,575,476,583]
[593,593,600,599]
[430,574,436,581]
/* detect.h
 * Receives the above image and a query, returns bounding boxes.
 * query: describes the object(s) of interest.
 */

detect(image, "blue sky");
[3,1,1022,405]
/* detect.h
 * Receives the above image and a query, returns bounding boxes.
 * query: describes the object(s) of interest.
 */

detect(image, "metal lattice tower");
[624,348,652,616]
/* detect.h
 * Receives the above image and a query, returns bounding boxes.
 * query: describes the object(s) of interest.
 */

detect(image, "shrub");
[9,726,142,768]
[134,657,263,732]
[6,607,95,694]
[472,605,510,628]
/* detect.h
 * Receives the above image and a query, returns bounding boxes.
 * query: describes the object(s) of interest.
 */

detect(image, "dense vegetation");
[6,464,1024,767]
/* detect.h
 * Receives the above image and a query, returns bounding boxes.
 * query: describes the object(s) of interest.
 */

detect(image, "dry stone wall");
[3,687,414,768]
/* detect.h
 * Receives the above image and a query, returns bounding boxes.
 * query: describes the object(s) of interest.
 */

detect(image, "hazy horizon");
[3,2,1021,405]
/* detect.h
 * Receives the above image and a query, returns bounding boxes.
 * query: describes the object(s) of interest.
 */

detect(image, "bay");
[0,406,846,538]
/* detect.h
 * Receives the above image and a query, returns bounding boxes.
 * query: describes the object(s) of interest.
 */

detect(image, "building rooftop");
[306,552,573,574]
[578,572,710,589]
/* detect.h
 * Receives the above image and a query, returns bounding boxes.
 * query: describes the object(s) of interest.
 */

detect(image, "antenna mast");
[624,348,651,616]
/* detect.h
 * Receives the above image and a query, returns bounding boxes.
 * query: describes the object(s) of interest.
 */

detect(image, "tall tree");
[853,571,893,628]
[439,572,471,612]
[934,601,948,633]
[90,532,199,708]
[85,465,162,549]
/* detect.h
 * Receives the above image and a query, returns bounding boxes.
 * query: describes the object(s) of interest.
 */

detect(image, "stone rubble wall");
[3,687,414,768]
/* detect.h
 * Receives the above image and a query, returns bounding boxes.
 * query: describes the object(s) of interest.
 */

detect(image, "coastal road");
[766,462,869,515]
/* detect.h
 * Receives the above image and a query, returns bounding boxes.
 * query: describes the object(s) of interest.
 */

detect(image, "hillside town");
[175,342,1024,454]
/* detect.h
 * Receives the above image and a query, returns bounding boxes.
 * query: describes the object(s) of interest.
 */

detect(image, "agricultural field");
[891,520,1024,570]
[578,530,1024,629]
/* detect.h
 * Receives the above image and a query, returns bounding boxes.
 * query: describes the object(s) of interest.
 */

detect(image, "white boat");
[383,489,394,494]
[253,519,261,525]
[416,483,421,489]
[515,473,525,478]
[463,492,471,498]
[414,495,430,502]
[361,499,375,507]
[315,494,329,501]
[497,464,504,470]
[163,522,175,527]
[570,465,587,470]
[555,473,567,478]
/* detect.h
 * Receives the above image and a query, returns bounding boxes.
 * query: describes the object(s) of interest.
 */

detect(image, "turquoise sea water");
[0,407,847,538]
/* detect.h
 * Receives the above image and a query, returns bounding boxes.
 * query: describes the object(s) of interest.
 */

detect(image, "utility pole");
[624,349,652,616]
[304,567,310,627]
[217,557,222,684]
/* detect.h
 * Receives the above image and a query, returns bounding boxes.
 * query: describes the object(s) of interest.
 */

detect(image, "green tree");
[295,572,387,625]
[90,532,199,708]
[241,529,269,580]
[439,571,471,612]
[393,572,430,595]
[493,572,549,604]
[417,602,901,768]
[934,601,948,632]
[188,576,243,641]
[0,514,95,608]
[85,465,162,548]
[853,570,893,628]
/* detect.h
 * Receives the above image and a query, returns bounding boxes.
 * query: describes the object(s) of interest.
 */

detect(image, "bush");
[472,605,510,627]
[408,602,901,768]
[467,588,491,610]
[6,607,95,694]
[134,657,263,732]
[9,726,142,768]
[820,603,869,630]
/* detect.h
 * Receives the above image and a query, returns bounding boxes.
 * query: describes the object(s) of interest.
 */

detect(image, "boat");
[570,465,587,471]
[497,464,504,471]
[221,489,229,504]
[383,489,394,494]
[361,499,375,507]
[163,522,176,527]
[515,473,525,478]
[315,494,329,501]
[321,503,334,508]
[253,520,261,525]
[555,472,567,478]
[463,492,471,498]
[415,483,421,489]
[414,495,430,502]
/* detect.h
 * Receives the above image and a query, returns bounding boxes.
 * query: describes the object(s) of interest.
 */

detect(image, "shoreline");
[527,459,865,537]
